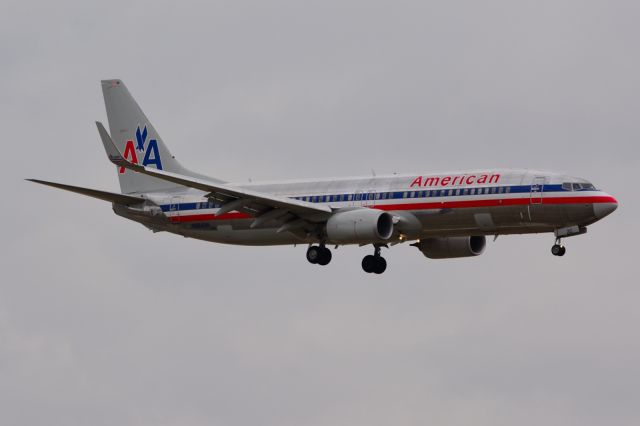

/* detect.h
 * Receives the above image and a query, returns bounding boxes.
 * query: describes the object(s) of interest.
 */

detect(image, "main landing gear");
[551,238,566,257]
[306,244,332,266]
[362,245,387,274]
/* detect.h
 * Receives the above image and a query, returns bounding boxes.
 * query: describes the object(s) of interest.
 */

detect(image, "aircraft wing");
[27,179,145,205]
[96,122,332,224]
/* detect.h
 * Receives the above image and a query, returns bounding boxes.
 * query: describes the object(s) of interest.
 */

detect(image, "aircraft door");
[528,176,545,222]
[169,196,181,217]
[530,176,545,204]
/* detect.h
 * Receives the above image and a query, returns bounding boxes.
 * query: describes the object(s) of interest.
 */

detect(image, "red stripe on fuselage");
[168,195,616,223]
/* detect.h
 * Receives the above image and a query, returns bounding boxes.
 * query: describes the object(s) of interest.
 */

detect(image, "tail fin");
[101,79,216,194]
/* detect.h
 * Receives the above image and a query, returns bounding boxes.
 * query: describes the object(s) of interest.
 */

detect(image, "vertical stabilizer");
[101,79,205,194]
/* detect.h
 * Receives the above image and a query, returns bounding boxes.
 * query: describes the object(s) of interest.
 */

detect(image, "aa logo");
[119,125,163,174]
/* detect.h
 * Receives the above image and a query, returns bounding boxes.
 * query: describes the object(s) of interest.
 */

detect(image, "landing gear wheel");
[551,244,566,256]
[362,255,387,274]
[373,257,387,274]
[362,255,376,273]
[307,246,332,265]
[317,247,332,265]
[306,246,321,264]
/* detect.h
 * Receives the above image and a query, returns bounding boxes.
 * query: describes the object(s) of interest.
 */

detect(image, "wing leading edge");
[96,122,332,225]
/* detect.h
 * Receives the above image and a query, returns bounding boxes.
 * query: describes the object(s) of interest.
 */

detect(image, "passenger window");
[498,187,504,194]
[463,189,469,195]
[448,190,453,196]
[505,186,511,193]
[491,187,497,194]
[410,191,415,198]
[455,189,460,196]
[403,192,408,198]
[470,188,475,195]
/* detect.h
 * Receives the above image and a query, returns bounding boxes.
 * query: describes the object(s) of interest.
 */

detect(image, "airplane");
[28,79,618,274]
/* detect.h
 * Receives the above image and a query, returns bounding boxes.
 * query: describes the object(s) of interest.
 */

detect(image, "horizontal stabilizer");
[27,179,145,205]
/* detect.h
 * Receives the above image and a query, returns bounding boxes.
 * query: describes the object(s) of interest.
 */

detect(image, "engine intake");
[326,209,394,244]
[415,236,486,259]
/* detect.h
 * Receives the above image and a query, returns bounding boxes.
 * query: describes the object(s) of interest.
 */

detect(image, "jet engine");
[414,236,486,259]
[326,209,394,244]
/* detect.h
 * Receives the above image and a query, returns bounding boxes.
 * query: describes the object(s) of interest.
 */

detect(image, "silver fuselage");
[113,169,617,246]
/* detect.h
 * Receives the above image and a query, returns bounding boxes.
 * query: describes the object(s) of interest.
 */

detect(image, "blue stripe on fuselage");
[158,184,576,212]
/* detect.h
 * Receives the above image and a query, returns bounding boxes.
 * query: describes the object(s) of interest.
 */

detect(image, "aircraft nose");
[593,196,618,219]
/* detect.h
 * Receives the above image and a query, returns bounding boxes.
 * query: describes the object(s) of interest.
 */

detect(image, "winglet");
[95,121,128,168]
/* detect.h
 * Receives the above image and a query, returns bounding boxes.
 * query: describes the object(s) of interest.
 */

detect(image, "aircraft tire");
[373,257,387,274]
[551,244,562,256]
[362,255,376,273]
[317,247,332,266]
[306,246,321,264]
[558,246,566,256]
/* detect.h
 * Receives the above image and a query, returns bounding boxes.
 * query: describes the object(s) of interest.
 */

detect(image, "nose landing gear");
[362,245,387,274]
[306,244,332,265]
[551,238,566,257]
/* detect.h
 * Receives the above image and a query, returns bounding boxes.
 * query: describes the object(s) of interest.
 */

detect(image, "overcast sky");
[1,1,639,425]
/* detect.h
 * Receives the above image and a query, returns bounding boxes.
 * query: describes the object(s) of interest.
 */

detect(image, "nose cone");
[593,196,618,219]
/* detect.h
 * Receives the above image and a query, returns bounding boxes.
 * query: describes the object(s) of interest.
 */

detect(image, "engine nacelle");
[415,236,486,259]
[326,209,394,244]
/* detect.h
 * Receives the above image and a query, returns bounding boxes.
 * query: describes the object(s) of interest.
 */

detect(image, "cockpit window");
[563,182,597,191]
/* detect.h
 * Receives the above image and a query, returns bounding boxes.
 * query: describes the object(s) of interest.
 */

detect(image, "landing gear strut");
[362,245,387,274]
[551,238,566,257]
[307,244,332,266]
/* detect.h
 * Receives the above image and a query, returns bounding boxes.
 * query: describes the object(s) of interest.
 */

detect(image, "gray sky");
[1,1,639,425]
